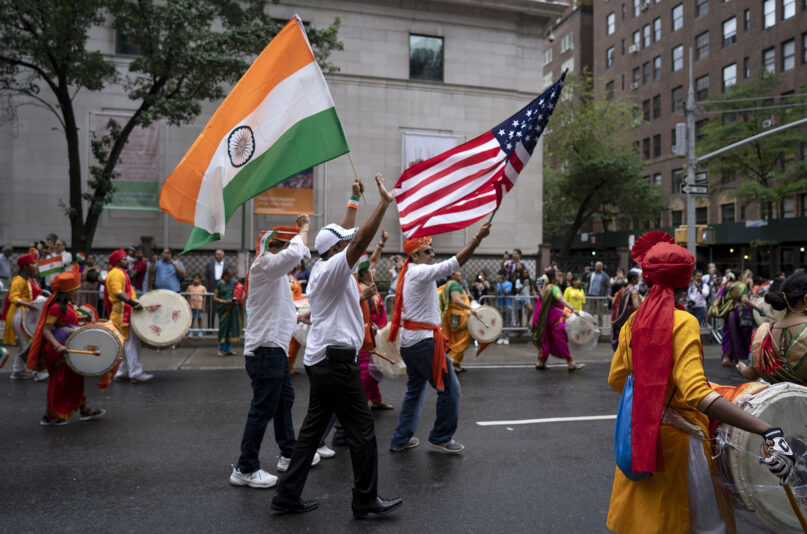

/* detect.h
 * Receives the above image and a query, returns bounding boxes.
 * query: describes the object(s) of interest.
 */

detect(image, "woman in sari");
[214,270,241,356]
[2,252,43,379]
[610,271,642,350]
[737,271,807,385]
[719,271,763,367]
[27,266,105,425]
[358,263,393,410]
[531,268,585,371]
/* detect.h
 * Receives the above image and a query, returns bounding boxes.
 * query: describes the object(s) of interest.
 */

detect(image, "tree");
[543,70,664,256]
[698,70,807,219]
[0,0,342,252]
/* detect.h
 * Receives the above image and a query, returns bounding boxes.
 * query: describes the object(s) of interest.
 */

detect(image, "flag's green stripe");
[182,108,349,254]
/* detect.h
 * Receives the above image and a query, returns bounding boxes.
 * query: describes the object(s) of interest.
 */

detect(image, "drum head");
[66,324,123,376]
[752,297,786,326]
[566,311,598,347]
[22,296,48,337]
[131,290,193,347]
[716,383,807,533]
[372,324,406,378]
[468,305,503,343]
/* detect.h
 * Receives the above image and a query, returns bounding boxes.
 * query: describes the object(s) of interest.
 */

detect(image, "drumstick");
[69,349,101,356]
[784,484,807,533]
[370,350,396,364]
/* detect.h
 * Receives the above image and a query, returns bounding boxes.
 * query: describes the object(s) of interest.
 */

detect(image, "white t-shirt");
[304,249,363,366]
[243,236,310,356]
[400,256,460,348]
[214,260,224,281]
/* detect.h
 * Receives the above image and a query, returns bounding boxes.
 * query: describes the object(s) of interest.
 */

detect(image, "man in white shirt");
[387,223,491,454]
[272,174,402,518]
[229,217,318,490]
[44,239,73,288]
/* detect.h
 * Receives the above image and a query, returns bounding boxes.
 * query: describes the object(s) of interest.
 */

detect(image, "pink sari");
[530,284,571,360]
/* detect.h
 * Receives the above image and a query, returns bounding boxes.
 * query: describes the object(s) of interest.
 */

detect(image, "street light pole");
[685,47,697,256]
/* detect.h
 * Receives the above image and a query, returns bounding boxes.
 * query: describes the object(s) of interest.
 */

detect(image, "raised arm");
[346,174,393,268]
[455,223,491,266]
[369,228,388,267]
[340,178,364,229]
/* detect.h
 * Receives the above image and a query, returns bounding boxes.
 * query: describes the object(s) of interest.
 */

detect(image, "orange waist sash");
[403,319,450,391]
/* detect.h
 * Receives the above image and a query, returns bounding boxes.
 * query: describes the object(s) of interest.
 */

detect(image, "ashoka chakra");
[227,125,255,168]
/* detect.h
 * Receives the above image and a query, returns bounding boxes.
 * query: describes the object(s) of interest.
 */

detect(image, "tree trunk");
[560,194,595,256]
[55,80,86,255]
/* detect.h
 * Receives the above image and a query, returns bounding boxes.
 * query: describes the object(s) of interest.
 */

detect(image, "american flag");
[394,72,565,239]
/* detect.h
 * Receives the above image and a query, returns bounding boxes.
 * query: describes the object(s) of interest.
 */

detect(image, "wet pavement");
[1,340,768,533]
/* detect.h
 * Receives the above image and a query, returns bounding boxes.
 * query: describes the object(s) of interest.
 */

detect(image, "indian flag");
[160,16,349,251]
[255,230,275,256]
[38,256,64,277]
[358,252,370,271]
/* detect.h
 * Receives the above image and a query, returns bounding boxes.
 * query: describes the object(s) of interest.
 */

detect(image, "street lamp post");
[685,47,696,257]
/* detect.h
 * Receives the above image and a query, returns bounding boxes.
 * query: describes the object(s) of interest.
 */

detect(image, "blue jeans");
[390,338,461,448]
[236,347,296,473]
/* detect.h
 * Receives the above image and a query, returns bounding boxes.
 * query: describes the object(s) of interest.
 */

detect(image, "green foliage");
[698,70,807,217]
[543,70,665,255]
[0,0,343,251]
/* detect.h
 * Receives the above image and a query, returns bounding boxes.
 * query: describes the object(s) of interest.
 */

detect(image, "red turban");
[629,231,695,474]
[403,236,432,256]
[17,253,37,268]
[389,236,434,344]
[109,248,126,267]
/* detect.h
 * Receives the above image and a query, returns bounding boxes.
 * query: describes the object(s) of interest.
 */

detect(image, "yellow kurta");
[3,276,34,345]
[607,309,723,534]
[106,267,135,338]
[439,282,472,364]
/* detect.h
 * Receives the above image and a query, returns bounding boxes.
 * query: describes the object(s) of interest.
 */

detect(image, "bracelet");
[472,235,481,245]
[347,194,360,210]
[376,243,385,249]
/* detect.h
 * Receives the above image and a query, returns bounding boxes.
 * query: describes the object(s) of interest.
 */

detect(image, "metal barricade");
[478,295,536,333]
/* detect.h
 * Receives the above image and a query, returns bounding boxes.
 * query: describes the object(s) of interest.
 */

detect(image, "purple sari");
[721,282,752,363]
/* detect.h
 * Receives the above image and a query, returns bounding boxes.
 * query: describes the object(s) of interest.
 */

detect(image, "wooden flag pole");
[784,484,807,533]
[347,153,367,205]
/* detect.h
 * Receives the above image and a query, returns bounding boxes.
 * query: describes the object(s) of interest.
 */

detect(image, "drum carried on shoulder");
[131,290,192,347]
[565,310,600,352]
[22,296,48,337]
[467,302,503,344]
[64,321,125,376]
[714,382,807,533]
[372,324,406,378]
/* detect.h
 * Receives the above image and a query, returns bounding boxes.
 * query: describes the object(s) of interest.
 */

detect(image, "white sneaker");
[277,452,321,473]
[229,467,277,488]
[130,372,154,383]
[503,338,510,345]
[316,445,336,459]
[33,370,49,382]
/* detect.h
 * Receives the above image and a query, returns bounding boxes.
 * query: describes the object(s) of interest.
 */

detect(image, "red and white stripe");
[394,131,529,238]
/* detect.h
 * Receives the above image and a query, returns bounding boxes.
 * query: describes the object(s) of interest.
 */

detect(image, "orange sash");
[403,319,450,391]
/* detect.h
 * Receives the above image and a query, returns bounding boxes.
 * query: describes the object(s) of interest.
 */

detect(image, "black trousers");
[275,351,378,504]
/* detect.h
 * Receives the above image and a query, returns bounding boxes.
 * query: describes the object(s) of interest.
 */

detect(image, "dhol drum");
[372,324,406,378]
[467,304,503,344]
[292,298,310,347]
[752,296,786,326]
[565,311,600,351]
[22,296,48,337]
[714,382,807,533]
[131,290,192,347]
[65,321,124,376]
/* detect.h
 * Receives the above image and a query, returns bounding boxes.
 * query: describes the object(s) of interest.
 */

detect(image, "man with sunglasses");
[387,222,492,454]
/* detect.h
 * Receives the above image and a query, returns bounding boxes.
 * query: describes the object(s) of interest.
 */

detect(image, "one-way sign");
[682,184,709,195]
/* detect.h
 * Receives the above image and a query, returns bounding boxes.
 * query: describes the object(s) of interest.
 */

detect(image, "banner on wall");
[93,112,161,210]
[253,168,314,215]
[402,131,459,171]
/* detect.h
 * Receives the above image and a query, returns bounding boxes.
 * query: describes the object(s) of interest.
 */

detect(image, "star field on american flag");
[491,79,562,159]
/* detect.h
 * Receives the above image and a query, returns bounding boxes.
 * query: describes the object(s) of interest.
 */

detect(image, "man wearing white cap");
[272,174,402,519]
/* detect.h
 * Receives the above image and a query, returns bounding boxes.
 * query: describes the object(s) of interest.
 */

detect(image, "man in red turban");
[388,222,491,455]
[2,252,44,379]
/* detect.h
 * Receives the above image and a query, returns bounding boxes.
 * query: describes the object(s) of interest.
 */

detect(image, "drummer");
[27,266,105,425]
[438,271,478,374]
[106,248,152,383]
[607,231,795,533]
[388,223,491,454]
[2,252,46,381]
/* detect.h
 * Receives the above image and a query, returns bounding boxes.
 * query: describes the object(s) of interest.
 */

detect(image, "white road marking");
[476,414,617,426]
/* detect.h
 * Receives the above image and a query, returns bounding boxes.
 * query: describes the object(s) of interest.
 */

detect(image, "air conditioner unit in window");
[630,81,640,90]
[629,44,640,54]
[641,2,650,11]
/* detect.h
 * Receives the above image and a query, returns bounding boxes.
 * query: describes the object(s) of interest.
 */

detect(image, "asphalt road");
[0,342,773,533]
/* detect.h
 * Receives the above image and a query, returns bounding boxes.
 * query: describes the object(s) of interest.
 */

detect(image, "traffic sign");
[695,171,708,183]
[682,183,709,195]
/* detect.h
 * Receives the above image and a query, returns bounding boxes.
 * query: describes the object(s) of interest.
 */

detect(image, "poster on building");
[93,112,161,210]
[253,168,314,215]
[402,131,459,171]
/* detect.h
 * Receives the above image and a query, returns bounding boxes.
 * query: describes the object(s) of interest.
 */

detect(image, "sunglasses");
[420,248,435,255]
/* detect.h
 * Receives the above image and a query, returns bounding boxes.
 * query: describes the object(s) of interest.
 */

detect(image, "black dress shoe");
[271,494,319,514]
[352,496,403,519]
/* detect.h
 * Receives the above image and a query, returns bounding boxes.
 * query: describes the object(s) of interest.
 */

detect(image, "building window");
[543,72,554,88]
[622,39,626,55]
[743,56,751,78]
[643,138,651,159]
[672,45,684,71]
[782,39,795,71]
[607,12,616,35]
[409,35,444,82]
[653,134,661,158]
[720,170,735,184]
[696,207,708,225]
[653,95,662,118]
[115,32,142,56]
[722,18,737,47]
[561,57,574,73]
[653,173,662,185]
[633,30,641,48]
[672,85,684,112]
[763,47,776,73]
[544,47,553,64]
[672,4,684,31]
[633,67,641,85]
[672,169,684,193]
[643,99,651,121]
[696,119,708,141]
[561,33,574,53]
[641,25,650,48]
[804,33,807,65]
[672,127,678,151]
[622,3,627,19]
[721,203,735,223]
[672,210,683,226]
[606,46,615,68]
[653,55,662,80]
[696,74,709,100]
[744,9,750,30]
[782,197,796,218]
[722,63,737,90]
[643,61,651,84]
[654,18,662,42]
[696,31,709,59]
[696,0,709,17]
[763,0,776,29]
[634,0,641,17]
[783,0,795,20]
[606,81,615,100]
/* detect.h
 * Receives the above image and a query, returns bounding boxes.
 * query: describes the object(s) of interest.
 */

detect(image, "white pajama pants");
[115,332,143,379]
